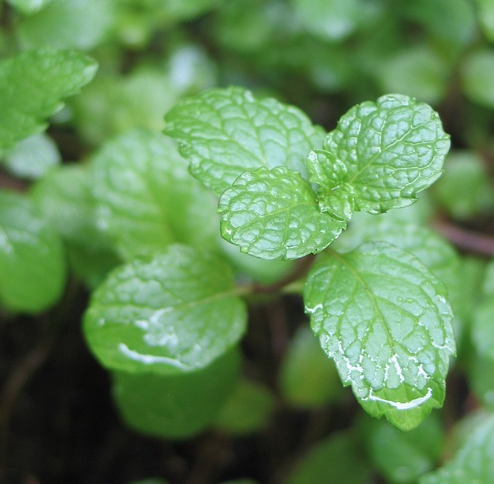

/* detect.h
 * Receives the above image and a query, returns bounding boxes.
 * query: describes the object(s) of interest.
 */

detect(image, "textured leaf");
[287,432,370,484]
[365,415,444,483]
[0,190,66,313]
[84,245,246,375]
[113,349,240,439]
[419,414,494,484]
[304,242,456,430]
[164,86,325,195]
[17,0,116,51]
[91,129,218,259]
[218,166,345,260]
[307,94,450,219]
[0,49,97,151]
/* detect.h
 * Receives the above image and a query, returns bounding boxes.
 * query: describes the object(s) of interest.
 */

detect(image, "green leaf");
[164,86,325,195]
[3,132,60,180]
[0,49,97,151]
[113,348,240,440]
[7,0,52,14]
[214,378,275,435]
[472,298,494,362]
[304,242,456,430]
[218,166,345,260]
[470,354,494,410]
[364,415,444,483]
[307,94,450,219]
[475,0,494,42]
[461,49,494,108]
[91,129,219,260]
[434,151,494,219]
[290,0,361,41]
[84,245,246,375]
[280,326,342,408]
[287,432,370,484]
[419,413,494,484]
[0,189,66,313]
[17,0,116,51]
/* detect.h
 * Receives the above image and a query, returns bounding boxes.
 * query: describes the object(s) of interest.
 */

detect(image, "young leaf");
[0,190,66,313]
[307,94,450,218]
[218,166,345,260]
[0,49,97,151]
[419,414,494,483]
[91,129,218,260]
[304,242,456,430]
[164,86,325,195]
[84,245,246,375]
[112,349,240,440]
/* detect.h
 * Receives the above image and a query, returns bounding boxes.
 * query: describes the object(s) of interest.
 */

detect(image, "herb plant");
[2,1,494,483]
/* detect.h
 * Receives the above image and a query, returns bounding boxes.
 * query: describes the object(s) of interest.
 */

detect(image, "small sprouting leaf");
[91,129,218,260]
[218,166,345,260]
[0,49,97,151]
[307,94,450,217]
[0,189,66,313]
[164,86,325,195]
[419,414,494,484]
[113,349,240,440]
[304,242,456,430]
[84,245,246,375]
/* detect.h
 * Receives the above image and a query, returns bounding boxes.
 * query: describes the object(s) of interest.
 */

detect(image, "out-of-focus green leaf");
[286,432,370,484]
[280,326,341,408]
[91,129,218,260]
[17,0,116,50]
[434,151,494,219]
[7,0,52,14]
[419,413,494,483]
[462,48,494,108]
[214,378,275,435]
[364,415,444,483]
[3,133,60,180]
[0,49,97,151]
[0,189,66,313]
[113,349,240,439]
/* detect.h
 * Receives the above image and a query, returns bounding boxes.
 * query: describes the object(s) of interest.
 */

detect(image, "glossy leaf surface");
[218,166,345,259]
[304,242,456,430]
[164,86,324,195]
[84,245,246,375]
[307,94,450,218]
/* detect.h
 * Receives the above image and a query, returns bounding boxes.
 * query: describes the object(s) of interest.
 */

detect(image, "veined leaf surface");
[304,242,456,430]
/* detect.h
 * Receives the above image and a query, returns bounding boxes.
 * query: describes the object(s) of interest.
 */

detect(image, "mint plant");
[4,1,494,483]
